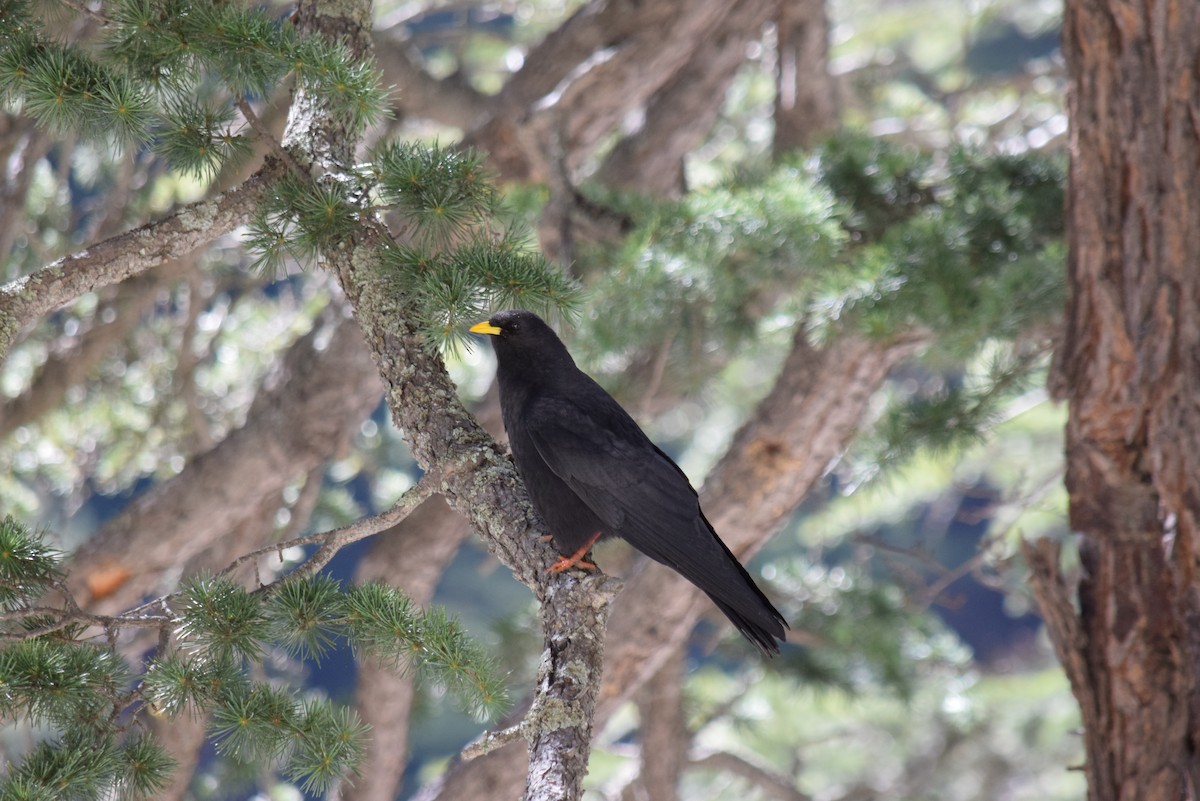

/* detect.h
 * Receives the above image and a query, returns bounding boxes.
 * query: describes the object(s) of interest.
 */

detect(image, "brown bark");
[596,0,773,197]
[1032,2,1200,801]
[772,0,836,155]
[465,0,752,184]
[542,0,738,177]
[462,0,688,181]
[149,713,208,801]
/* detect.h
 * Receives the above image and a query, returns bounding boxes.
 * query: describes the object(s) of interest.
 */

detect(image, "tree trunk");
[625,648,688,801]
[1034,3,1200,800]
[772,0,835,155]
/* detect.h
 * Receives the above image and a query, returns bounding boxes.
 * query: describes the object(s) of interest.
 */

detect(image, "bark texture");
[1034,3,1200,800]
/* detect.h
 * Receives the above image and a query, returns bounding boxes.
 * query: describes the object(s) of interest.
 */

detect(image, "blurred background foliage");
[0,0,1078,798]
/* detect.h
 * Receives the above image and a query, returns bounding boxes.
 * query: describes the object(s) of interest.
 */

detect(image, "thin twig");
[0,580,171,642]
[461,721,527,760]
[223,465,452,590]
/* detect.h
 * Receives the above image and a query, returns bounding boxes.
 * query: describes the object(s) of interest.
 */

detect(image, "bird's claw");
[545,532,601,573]
[546,554,598,573]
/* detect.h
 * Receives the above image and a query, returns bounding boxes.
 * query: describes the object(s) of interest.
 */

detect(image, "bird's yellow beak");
[469,321,502,336]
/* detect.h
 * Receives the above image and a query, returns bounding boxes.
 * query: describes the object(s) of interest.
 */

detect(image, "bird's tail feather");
[695,522,788,655]
[706,592,786,655]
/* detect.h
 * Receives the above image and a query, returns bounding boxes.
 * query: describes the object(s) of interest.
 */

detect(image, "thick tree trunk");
[1035,3,1200,800]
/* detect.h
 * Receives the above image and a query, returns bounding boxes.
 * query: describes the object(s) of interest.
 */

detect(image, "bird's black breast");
[502,388,612,555]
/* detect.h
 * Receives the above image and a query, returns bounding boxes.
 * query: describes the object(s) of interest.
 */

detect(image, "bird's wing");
[524,394,725,574]
[527,393,786,652]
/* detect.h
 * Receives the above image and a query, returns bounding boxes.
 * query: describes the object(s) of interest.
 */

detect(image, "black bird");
[470,309,788,654]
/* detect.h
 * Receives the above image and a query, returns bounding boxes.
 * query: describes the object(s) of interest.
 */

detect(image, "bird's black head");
[469,310,576,375]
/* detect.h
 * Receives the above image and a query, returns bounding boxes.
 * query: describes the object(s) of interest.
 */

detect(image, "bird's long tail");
[689,520,788,655]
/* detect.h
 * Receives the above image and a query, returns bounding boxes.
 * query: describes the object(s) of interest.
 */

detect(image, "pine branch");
[0,170,273,361]
[0,508,509,796]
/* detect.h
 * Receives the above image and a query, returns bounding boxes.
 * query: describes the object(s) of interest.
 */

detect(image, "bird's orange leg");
[546,531,602,573]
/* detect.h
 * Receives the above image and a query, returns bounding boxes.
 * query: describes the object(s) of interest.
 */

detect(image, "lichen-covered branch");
[331,235,619,800]
[282,0,619,796]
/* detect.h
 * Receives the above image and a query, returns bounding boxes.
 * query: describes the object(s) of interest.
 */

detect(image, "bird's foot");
[547,553,597,573]
[545,531,602,573]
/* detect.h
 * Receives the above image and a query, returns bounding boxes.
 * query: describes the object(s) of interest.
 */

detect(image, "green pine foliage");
[374,142,501,246]
[176,574,272,660]
[0,0,386,175]
[342,582,509,720]
[247,142,582,347]
[267,573,345,663]
[815,137,1065,468]
[203,682,369,794]
[2,731,172,801]
[0,515,61,609]
[0,518,508,798]
[571,134,1063,471]
[1,1,579,346]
